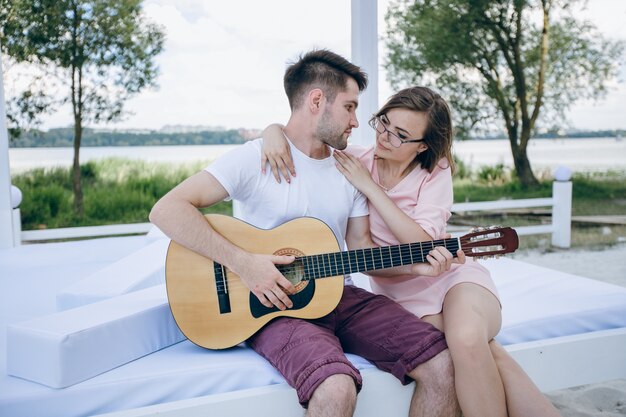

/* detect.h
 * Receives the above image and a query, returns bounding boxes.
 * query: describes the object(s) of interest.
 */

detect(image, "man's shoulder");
[206,138,263,173]
[240,137,263,152]
[345,143,373,160]
[219,138,263,159]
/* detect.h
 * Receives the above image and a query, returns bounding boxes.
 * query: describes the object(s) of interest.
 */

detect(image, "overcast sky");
[16,0,626,132]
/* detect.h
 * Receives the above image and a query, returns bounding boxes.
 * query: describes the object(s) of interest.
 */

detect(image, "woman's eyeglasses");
[369,116,424,147]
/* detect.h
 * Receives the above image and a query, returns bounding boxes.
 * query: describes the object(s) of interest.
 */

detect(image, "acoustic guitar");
[165,214,519,349]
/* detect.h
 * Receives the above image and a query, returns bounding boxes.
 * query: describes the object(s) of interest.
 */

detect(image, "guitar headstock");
[459,226,519,259]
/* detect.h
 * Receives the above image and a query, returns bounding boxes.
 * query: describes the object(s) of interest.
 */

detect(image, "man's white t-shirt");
[204,138,368,249]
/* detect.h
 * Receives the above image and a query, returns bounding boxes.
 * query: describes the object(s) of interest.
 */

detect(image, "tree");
[385,0,624,186]
[1,0,165,213]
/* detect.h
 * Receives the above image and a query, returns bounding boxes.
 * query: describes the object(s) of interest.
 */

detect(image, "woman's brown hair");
[372,86,455,173]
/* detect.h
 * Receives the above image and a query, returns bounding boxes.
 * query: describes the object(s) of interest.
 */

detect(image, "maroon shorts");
[248,285,447,406]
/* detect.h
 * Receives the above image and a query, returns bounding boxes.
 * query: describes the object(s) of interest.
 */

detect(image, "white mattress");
[2,236,626,417]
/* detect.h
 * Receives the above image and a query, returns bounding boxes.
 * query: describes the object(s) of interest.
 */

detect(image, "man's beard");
[316,108,348,150]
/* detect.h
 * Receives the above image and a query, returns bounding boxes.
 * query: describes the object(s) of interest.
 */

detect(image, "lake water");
[8,138,626,174]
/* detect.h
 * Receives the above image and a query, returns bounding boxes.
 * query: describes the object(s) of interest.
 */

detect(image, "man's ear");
[308,88,324,114]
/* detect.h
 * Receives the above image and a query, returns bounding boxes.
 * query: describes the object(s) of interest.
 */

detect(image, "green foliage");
[452,155,471,179]
[571,172,626,201]
[12,158,233,230]
[84,186,156,224]
[453,177,552,203]
[80,162,98,183]
[385,0,624,185]
[9,128,247,147]
[477,163,508,185]
[13,168,74,228]
[386,0,623,133]
[0,0,164,129]
[1,0,166,127]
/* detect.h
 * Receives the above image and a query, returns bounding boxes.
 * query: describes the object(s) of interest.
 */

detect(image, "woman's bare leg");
[489,341,561,417]
[424,283,507,417]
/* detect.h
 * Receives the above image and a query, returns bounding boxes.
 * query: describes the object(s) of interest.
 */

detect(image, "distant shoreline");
[9,138,626,174]
[8,127,625,148]
[8,135,623,148]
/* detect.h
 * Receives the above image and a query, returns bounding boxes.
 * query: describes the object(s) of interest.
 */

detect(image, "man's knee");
[308,374,357,413]
[409,349,455,388]
[314,374,357,402]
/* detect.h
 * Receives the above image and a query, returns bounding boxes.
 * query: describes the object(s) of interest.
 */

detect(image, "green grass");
[11,159,626,250]
[453,170,626,216]
[12,158,232,230]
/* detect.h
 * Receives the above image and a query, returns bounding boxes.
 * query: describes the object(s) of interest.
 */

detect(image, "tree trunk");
[72,115,83,215]
[510,125,539,187]
[511,147,538,187]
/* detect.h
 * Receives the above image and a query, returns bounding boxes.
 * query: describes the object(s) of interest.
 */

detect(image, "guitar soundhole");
[275,247,307,294]
[249,247,313,319]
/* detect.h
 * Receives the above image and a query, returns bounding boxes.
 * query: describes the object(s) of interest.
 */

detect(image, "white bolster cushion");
[7,284,184,388]
[56,238,170,311]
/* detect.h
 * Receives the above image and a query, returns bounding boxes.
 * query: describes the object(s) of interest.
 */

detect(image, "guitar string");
[210,233,511,291]
[216,237,516,287]
[213,249,506,292]
[212,240,483,291]
[211,242,509,285]
[213,240,460,284]
[213,245,495,292]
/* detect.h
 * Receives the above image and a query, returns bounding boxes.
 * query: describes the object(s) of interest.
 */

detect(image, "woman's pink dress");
[347,145,500,318]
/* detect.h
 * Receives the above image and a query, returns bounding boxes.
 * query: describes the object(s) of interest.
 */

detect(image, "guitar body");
[165,214,345,350]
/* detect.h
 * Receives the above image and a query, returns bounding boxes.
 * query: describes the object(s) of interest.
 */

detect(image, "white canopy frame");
[0,54,15,249]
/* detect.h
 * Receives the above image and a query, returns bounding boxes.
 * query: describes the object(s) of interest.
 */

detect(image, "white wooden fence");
[12,180,573,248]
[449,180,572,248]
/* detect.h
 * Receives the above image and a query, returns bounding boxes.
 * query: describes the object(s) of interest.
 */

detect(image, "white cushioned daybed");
[1,234,626,417]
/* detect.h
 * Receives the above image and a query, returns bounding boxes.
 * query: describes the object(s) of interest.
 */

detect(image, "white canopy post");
[0,51,16,248]
[351,0,378,147]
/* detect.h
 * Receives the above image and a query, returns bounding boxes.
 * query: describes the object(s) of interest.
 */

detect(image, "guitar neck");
[278,238,461,280]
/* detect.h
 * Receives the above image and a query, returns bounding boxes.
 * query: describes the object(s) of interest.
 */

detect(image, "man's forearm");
[149,197,249,274]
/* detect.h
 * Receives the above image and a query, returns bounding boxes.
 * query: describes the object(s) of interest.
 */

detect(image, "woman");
[261,87,560,417]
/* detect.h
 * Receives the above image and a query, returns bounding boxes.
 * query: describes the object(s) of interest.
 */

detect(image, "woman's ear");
[417,143,428,154]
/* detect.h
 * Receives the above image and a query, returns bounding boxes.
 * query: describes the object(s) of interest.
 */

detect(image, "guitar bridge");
[214,262,231,314]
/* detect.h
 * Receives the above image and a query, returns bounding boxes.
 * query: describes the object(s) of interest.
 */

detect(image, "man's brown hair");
[284,49,368,110]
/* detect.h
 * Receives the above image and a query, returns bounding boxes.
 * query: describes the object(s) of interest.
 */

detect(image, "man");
[150,49,460,417]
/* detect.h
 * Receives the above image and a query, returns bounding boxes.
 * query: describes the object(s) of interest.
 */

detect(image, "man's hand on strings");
[237,253,296,310]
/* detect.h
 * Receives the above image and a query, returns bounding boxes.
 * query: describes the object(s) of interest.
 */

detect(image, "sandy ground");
[511,243,626,288]
[547,379,626,416]
[511,244,626,416]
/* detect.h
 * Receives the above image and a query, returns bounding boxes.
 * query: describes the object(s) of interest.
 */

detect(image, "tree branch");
[530,0,551,128]
[475,59,515,140]
[511,1,530,132]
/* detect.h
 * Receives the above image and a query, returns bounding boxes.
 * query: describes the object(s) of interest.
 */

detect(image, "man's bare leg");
[306,374,357,417]
[407,350,461,417]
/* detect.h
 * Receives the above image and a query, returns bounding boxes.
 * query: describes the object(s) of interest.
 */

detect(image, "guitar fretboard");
[278,238,461,280]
